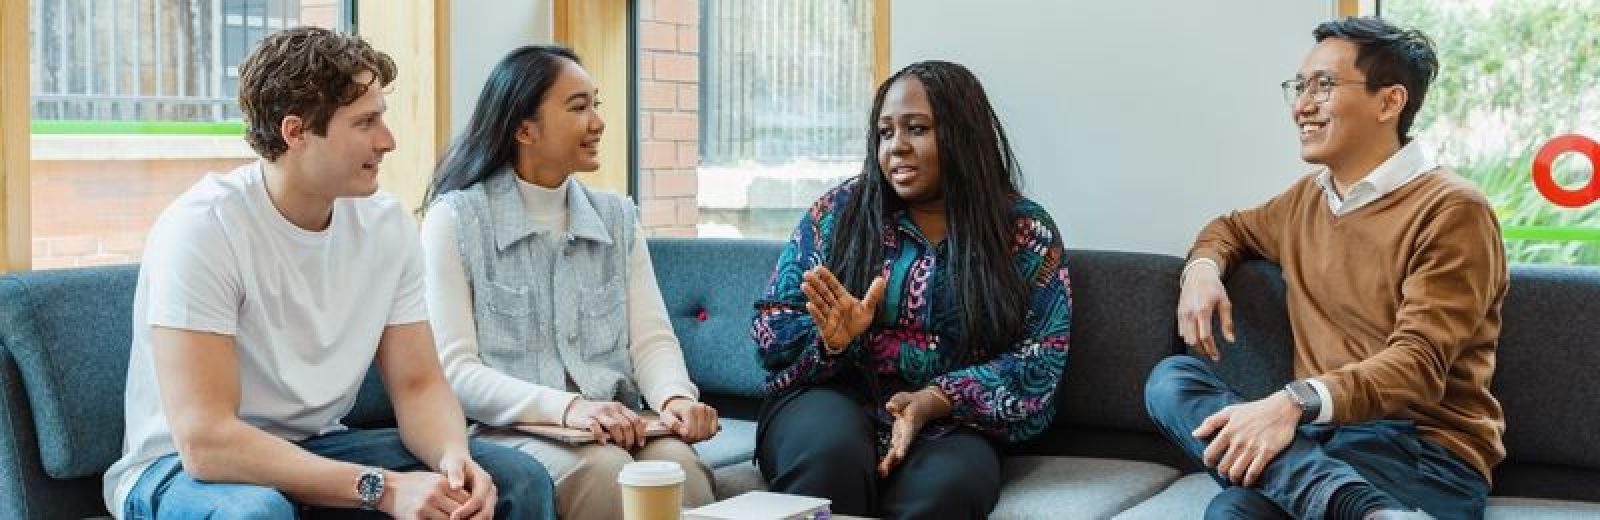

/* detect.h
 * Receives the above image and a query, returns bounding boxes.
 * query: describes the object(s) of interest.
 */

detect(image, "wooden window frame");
[553,0,635,196]
[1337,0,1378,17]
[355,0,451,214]
[1,0,28,272]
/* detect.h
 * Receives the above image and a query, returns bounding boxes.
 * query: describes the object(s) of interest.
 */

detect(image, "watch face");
[358,472,382,497]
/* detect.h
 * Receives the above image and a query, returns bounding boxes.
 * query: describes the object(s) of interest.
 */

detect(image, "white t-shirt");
[103,161,428,516]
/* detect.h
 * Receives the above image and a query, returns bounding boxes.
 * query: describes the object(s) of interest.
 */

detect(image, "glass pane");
[635,0,876,239]
[1383,0,1600,265]
[29,0,349,270]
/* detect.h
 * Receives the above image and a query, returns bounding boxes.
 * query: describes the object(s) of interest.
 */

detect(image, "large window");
[633,0,881,239]
[28,0,349,269]
[1382,0,1600,264]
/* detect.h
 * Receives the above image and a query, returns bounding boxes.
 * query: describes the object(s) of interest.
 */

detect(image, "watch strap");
[1285,379,1321,425]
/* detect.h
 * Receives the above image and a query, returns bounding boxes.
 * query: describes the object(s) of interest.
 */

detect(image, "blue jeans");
[124,428,557,519]
[1144,356,1490,520]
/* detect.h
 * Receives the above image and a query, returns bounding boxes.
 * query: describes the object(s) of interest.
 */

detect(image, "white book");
[683,491,832,520]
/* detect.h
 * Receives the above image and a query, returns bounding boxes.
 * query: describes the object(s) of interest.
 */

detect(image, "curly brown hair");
[237,27,397,161]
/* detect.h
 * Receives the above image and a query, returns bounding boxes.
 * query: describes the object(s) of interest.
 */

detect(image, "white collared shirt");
[1312,140,1438,217]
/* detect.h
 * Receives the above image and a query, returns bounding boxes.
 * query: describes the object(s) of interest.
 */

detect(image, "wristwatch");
[1283,379,1322,425]
[356,466,385,510]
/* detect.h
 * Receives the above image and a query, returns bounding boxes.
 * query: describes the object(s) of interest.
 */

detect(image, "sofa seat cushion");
[991,456,1179,519]
[693,417,756,469]
[1112,472,1218,519]
[1115,473,1600,519]
[707,453,1182,519]
[1486,496,1600,518]
[712,462,767,500]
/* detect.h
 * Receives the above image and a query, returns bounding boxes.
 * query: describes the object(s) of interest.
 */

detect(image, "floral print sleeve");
[751,182,857,394]
[932,202,1072,442]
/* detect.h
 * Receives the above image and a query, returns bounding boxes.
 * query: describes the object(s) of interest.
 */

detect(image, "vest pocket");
[484,282,533,317]
[478,283,536,358]
[579,283,626,357]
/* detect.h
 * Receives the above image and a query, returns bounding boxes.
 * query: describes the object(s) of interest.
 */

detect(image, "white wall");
[893,1,1334,255]
[449,0,554,138]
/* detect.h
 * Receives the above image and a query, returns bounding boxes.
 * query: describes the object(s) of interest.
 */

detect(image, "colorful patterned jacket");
[752,179,1073,442]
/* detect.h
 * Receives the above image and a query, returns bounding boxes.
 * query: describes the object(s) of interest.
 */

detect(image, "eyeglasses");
[1280,75,1383,106]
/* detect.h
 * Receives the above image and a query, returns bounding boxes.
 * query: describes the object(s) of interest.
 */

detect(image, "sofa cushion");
[1192,260,1297,400]
[706,452,1184,517]
[344,365,394,428]
[1049,250,1185,433]
[1492,265,1600,471]
[1486,496,1600,519]
[692,417,756,469]
[1116,473,1600,519]
[0,266,140,480]
[711,462,766,500]
[1,347,110,519]
[648,238,784,399]
[991,456,1179,519]
[1112,472,1218,519]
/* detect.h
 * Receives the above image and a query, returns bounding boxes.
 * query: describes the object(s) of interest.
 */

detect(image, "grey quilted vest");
[438,169,642,409]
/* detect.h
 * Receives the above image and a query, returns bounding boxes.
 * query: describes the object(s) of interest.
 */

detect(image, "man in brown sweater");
[1143,17,1507,520]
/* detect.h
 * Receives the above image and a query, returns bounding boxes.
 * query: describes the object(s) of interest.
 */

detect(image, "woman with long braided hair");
[751,60,1073,519]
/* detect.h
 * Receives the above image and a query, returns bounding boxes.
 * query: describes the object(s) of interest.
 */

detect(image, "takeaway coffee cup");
[618,460,685,520]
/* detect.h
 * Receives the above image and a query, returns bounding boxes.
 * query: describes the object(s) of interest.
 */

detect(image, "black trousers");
[755,385,1001,519]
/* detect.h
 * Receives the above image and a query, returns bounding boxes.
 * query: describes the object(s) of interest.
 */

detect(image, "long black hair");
[827,60,1029,362]
[420,45,580,213]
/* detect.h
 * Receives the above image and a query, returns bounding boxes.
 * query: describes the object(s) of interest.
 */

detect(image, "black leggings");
[755,386,1001,519]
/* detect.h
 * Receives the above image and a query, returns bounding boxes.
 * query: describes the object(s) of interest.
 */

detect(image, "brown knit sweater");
[1190,169,1508,480]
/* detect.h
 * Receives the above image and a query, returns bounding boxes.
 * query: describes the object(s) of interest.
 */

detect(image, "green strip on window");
[30,120,246,136]
[1503,225,1600,243]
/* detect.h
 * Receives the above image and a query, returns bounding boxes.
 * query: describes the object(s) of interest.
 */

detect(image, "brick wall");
[300,0,343,29]
[635,0,701,237]
[30,158,252,269]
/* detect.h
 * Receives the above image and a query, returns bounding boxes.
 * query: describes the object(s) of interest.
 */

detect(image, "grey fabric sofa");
[2,238,1598,518]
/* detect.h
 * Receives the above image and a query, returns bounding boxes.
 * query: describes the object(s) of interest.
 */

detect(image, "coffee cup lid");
[617,460,685,487]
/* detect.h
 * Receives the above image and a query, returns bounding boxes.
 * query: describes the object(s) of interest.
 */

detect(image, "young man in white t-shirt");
[103,27,556,519]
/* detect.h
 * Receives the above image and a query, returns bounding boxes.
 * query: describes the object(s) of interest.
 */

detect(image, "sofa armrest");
[0,347,107,519]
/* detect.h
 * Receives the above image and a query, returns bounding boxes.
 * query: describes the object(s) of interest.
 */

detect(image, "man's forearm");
[179,418,366,508]
[393,376,472,469]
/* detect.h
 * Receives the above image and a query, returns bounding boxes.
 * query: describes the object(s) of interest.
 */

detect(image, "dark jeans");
[1144,355,1490,519]
[124,428,557,520]
[756,386,1001,519]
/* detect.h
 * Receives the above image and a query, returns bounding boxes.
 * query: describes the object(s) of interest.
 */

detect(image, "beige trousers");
[476,428,715,520]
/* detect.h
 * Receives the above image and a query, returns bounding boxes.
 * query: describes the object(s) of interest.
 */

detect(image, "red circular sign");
[1531,134,1600,208]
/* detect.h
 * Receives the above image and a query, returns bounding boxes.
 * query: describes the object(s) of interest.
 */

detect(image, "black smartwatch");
[356,466,385,510]
[1284,379,1322,425]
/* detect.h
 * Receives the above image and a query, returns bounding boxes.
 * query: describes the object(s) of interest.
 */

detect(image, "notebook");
[511,413,720,445]
[683,491,832,520]
[512,416,676,445]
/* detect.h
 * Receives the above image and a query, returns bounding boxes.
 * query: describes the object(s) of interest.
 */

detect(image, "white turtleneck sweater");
[419,176,697,427]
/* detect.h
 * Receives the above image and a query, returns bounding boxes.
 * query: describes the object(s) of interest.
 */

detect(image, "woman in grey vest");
[417,45,718,520]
